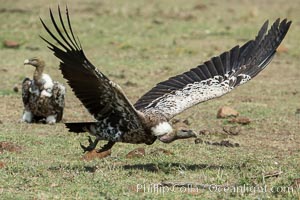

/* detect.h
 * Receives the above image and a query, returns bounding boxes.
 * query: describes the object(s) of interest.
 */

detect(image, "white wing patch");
[144,75,251,119]
[238,74,251,85]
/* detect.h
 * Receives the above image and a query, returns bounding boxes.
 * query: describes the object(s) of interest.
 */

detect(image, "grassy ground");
[0,0,299,199]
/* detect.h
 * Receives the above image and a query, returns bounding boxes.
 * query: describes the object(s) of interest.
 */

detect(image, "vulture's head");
[24,57,45,68]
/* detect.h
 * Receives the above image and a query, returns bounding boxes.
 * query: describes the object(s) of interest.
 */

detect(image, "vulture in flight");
[21,58,65,124]
[40,6,291,152]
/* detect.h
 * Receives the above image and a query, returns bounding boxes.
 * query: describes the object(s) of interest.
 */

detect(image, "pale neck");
[33,63,45,84]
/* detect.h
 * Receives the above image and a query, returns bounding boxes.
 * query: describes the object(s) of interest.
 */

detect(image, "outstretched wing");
[40,6,143,130]
[134,19,291,119]
[21,78,32,108]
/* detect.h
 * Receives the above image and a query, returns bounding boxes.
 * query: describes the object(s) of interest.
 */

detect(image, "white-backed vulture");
[21,58,65,124]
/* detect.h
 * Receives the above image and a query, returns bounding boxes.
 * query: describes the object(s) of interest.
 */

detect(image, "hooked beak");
[24,59,30,65]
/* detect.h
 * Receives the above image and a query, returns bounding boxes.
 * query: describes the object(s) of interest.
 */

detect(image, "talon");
[80,136,100,153]
[96,141,115,153]
[80,143,89,153]
[88,136,93,144]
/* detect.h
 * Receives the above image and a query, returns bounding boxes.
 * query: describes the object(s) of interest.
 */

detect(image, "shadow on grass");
[122,162,236,173]
[48,165,97,173]
[47,162,246,174]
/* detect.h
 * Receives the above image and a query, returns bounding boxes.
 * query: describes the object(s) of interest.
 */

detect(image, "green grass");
[0,0,300,199]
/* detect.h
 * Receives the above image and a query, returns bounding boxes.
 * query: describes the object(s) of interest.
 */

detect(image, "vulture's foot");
[80,136,100,152]
[159,129,197,143]
[97,141,115,153]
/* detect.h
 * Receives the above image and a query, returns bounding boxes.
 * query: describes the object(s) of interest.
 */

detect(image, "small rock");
[203,140,239,147]
[3,40,20,48]
[219,140,234,147]
[0,161,5,168]
[223,126,241,135]
[199,130,210,135]
[0,141,22,153]
[295,109,300,115]
[217,106,239,118]
[126,147,145,159]
[82,149,111,161]
[277,44,288,53]
[212,140,239,147]
[13,85,19,93]
[228,117,251,125]
[150,148,173,155]
[194,138,203,144]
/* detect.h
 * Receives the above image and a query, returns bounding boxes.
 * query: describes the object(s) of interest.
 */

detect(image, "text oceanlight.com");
[136,184,296,195]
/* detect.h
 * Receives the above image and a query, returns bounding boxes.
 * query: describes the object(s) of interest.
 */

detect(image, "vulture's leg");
[46,115,56,124]
[21,110,33,123]
[80,136,100,152]
[158,129,197,143]
[97,141,115,153]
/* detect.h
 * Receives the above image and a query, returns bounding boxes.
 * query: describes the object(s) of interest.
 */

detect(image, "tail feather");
[65,122,96,133]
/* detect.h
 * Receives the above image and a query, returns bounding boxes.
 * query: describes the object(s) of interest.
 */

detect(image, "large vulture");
[40,6,291,152]
[21,58,65,124]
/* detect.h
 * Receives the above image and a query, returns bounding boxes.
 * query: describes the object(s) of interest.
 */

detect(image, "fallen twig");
[263,171,283,179]
[251,170,283,180]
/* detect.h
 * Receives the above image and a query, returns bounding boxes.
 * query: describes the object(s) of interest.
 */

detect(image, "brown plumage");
[40,6,291,152]
[21,57,65,124]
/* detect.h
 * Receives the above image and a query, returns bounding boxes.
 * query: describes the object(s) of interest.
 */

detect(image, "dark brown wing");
[134,19,291,119]
[52,81,65,122]
[40,6,143,130]
[21,78,32,108]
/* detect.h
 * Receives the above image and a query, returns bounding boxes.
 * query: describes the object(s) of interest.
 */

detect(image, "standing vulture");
[40,6,291,152]
[21,58,65,124]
